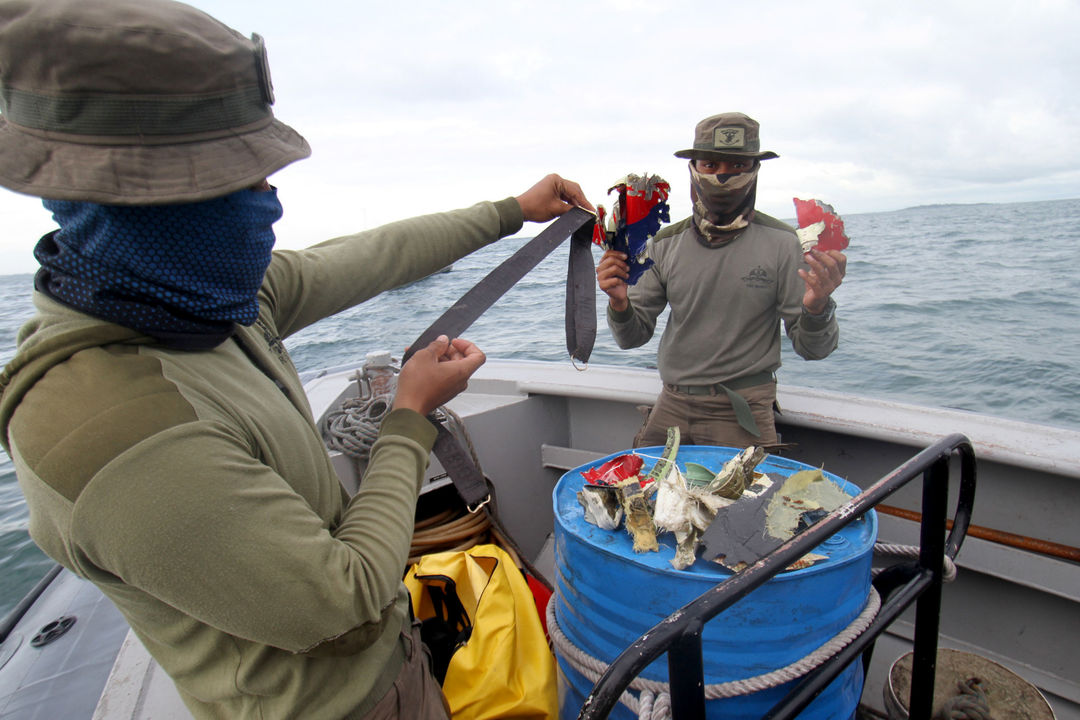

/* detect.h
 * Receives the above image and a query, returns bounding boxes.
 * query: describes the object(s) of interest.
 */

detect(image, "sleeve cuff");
[800,297,836,330]
[607,302,635,323]
[494,197,525,238]
[378,409,438,452]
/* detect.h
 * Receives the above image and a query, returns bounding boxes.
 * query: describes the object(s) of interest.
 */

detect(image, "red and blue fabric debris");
[594,174,670,285]
[793,197,850,252]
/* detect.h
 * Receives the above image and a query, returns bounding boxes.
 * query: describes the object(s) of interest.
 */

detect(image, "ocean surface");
[2,197,1079,617]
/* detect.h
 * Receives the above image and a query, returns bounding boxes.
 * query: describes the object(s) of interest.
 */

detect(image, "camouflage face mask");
[688,161,759,246]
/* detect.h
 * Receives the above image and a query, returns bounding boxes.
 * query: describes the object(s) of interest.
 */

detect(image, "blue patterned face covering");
[35,189,283,349]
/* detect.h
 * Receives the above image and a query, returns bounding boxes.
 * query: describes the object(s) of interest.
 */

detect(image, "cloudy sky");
[2,0,1078,274]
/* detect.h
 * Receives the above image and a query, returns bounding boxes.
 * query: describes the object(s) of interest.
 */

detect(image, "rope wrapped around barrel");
[547,587,881,720]
[547,542,959,720]
[873,542,958,582]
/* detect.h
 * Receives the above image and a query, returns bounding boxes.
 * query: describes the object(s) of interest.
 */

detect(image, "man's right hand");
[515,174,595,223]
[394,336,486,417]
[596,249,630,312]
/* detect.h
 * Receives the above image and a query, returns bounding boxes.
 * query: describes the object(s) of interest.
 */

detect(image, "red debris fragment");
[793,198,850,252]
[592,205,608,247]
[581,454,645,486]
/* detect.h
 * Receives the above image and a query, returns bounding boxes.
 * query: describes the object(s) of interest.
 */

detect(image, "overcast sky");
[2,0,1078,274]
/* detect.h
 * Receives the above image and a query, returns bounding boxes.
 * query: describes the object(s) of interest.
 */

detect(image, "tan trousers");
[633,382,779,449]
[358,621,450,720]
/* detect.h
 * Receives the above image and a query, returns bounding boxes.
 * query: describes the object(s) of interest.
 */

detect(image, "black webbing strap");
[565,219,597,364]
[429,425,489,512]
[405,207,594,354]
[403,207,595,511]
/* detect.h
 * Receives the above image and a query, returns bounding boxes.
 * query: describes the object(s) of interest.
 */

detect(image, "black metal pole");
[668,619,706,719]
[907,457,950,719]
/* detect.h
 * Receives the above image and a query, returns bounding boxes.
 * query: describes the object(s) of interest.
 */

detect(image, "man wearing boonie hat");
[596,112,846,448]
[0,0,592,718]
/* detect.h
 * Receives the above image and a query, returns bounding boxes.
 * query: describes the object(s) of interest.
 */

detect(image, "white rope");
[547,587,881,719]
[324,397,482,481]
[322,387,395,461]
[873,542,958,582]
[548,542,955,718]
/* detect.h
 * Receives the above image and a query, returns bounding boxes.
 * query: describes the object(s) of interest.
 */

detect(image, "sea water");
[2,197,1078,616]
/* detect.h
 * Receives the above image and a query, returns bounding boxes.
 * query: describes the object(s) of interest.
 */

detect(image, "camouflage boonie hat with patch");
[674,112,779,161]
[0,0,310,205]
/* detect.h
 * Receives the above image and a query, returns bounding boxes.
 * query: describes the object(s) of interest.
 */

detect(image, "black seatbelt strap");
[429,425,489,511]
[403,206,595,511]
[565,219,597,364]
[405,207,594,354]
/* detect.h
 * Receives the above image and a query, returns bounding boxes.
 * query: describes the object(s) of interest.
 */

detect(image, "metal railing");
[578,432,977,720]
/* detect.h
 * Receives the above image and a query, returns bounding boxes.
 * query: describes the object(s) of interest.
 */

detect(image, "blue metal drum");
[553,445,877,720]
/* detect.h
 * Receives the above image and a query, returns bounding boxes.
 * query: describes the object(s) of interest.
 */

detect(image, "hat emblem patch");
[714,127,745,149]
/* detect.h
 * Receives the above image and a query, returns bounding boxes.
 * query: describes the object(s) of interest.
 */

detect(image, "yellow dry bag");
[404,544,558,720]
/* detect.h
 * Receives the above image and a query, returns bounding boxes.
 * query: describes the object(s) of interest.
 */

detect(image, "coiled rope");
[940,678,994,720]
[546,541,960,720]
[321,367,481,469]
[321,379,527,573]
[547,587,881,720]
[409,507,493,565]
[322,375,395,461]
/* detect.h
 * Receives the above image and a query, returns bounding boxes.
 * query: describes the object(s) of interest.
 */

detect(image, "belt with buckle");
[664,371,774,436]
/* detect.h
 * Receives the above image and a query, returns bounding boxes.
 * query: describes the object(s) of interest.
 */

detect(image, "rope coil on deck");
[322,372,480,469]
[547,587,882,720]
[322,377,394,461]
[940,678,994,720]
[408,507,493,565]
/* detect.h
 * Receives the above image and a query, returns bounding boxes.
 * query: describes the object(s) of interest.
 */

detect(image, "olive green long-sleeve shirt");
[0,198,522,719]
[608,214,838,386]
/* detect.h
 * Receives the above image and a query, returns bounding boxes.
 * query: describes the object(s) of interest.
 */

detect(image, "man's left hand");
[799,248,846,314]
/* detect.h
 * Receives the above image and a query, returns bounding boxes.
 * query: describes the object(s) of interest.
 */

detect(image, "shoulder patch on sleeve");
[10,347,197,502]
[653,216,693,243]
[751,211,797,234]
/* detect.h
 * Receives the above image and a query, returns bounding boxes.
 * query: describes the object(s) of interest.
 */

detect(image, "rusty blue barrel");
[552,445,876,720]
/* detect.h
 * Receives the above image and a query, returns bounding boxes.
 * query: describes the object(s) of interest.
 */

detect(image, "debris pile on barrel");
[576,427,853,571]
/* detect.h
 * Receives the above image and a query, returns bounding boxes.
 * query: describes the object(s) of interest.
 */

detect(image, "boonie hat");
[0,0,311,205]
[674,112,778,161]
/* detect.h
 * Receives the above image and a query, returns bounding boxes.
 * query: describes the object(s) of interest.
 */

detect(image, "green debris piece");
[704,445,765,500]
[683,462,715,487]
[644,426,681,485]
[671,526,701,570]
[764,469,853,541]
